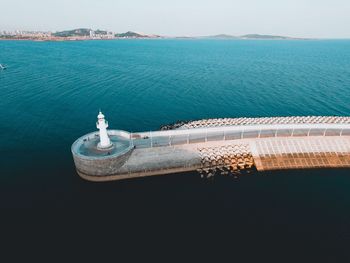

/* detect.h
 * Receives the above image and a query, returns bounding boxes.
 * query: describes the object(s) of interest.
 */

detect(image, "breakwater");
[72,116,350,182]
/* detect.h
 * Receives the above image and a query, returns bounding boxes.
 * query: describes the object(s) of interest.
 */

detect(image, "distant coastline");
[0,28,311,41]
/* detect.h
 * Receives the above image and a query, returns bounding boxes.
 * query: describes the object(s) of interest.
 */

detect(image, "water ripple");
[1,39,350,150]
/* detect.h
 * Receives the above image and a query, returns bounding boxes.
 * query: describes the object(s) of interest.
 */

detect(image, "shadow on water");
[2,149,350,260]
[5,152,350,213]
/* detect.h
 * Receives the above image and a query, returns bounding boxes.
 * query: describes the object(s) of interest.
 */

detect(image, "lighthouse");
[96,111,113,149]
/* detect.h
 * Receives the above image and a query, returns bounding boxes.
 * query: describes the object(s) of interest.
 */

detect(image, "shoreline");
[0,37,325,42]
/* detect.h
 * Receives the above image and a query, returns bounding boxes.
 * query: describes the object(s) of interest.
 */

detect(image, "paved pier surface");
[252,136,350,171]
[72,116,350,181]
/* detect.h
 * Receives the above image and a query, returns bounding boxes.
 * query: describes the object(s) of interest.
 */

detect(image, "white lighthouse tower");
[96,111,112,149]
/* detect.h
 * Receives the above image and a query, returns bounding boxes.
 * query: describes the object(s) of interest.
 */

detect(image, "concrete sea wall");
[73,136,350,182]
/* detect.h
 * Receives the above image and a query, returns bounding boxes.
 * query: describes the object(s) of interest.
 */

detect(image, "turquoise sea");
[1,39,350,257]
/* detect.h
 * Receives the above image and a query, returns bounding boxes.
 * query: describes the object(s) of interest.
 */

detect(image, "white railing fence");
[131,124,350,149]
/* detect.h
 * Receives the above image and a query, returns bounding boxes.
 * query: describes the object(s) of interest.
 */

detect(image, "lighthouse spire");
[96,111,112,149]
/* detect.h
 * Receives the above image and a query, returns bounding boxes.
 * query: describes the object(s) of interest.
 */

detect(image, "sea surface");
[1,39,350,257]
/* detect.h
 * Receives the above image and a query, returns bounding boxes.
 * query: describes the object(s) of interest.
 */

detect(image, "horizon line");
[1,28,350,40]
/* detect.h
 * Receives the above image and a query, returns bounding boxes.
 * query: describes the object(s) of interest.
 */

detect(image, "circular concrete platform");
[71,130,133,160]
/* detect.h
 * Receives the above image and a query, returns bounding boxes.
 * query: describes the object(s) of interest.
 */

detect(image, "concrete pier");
[71,116,350,182]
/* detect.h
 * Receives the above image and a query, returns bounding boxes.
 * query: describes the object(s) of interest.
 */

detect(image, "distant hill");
[202,34,238,39]
[94,29,108,35]
[115,31,160,38]
[53,28,91,37]
[115,31,143,38]
[49,29,303,40]
[199,33,302,40]
[239,34,293,40]
[50,29,161,39]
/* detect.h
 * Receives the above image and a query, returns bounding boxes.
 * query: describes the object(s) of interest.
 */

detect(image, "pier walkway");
[132,123,350,149]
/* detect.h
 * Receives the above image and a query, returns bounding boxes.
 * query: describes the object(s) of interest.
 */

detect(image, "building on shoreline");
[89,30,114,39]
[0,28,162,41]
[0,30,52,39]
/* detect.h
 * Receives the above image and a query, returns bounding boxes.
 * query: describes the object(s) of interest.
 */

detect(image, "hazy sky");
[1,0,349,38]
